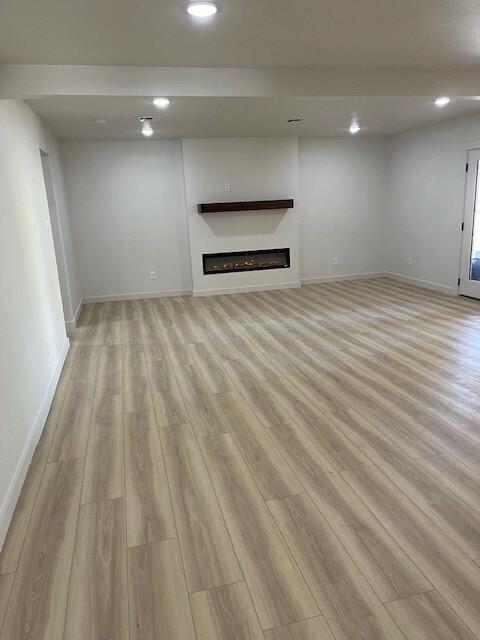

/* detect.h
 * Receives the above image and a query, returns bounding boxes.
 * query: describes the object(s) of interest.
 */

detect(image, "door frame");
[458,141,480,298]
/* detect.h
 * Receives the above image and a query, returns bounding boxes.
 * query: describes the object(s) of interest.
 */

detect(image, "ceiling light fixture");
[153,97,170,109]
[349,121,360,134]
[140,118,154,137]
[142,123,153,137]
[187,2,218,17]
[434,96,450,107]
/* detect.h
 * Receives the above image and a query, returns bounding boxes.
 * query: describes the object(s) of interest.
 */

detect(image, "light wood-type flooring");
[2,277,480,639]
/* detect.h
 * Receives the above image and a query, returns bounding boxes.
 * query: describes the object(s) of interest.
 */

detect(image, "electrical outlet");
[407,256,413,265]
[332,256,340,265]
[149,271,157,280]
[224,183,231,192]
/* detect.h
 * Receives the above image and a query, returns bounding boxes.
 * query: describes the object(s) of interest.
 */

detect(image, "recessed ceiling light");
[142,121,154,137]
[434,96,450,107]
[153,97,170,109]
[187,2,218,17]
[349,121,360,134]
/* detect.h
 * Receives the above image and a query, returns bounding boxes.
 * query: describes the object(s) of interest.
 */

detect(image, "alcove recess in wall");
[197,199,294,213]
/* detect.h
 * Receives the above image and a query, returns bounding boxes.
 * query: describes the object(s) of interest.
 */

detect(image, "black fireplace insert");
[203,248,290,275]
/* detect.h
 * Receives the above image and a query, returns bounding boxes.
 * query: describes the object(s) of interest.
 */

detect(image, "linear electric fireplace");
[203,248,290,275]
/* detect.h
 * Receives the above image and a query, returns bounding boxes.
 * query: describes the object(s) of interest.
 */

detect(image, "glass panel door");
[470,167,480,281]
[460,149,480,299]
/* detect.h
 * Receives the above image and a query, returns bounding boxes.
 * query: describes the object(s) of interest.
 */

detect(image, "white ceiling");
[26,95,480,140]
[2,0,480,68]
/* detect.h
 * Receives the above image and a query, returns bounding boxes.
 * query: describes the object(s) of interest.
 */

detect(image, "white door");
[460,149,480,299]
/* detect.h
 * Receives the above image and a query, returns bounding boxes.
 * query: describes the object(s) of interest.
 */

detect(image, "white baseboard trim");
[0,337,70,552]
[301,272,386,285]
[65,297,83,333]
[83,289,192,303]
[193,281,301,297]
[384,272,457,296]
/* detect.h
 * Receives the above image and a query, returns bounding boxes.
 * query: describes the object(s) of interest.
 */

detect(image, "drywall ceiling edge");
[2,65,480,99]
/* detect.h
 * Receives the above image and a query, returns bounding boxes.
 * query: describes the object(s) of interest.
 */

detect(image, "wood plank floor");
[2,277,480,638]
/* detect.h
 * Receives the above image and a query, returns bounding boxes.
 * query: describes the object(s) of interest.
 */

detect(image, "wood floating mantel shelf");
[197,199,294,213]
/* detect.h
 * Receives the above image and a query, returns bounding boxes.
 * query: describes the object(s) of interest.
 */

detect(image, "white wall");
[386,114,480,293]
[298,137,388,282]
[182,137,300,295]
[61,136,391,297]
[61,140,191,300]
[0,100,69,549]
[60,120,480,302]
[298,117,480,292]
